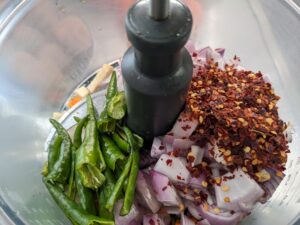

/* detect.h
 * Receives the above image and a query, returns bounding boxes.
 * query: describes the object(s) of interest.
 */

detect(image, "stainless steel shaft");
[149,0,170,20]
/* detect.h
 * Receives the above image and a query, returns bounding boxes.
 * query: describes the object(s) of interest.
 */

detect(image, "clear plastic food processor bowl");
[0,0,300,225]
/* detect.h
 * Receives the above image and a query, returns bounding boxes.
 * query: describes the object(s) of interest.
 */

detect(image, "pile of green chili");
[42,72,143,225]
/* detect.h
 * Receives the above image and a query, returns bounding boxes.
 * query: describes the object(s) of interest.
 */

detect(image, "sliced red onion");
[163,134,175,145]
[185,40,196,53]
[197,203,243,225]
[185,201,202,220]
[143,213,171,225]
[173,138,195,152]
[189,174,205,189]
[214,168,264,212]
[151,137,167,158]
[197,47,212,60]
[262,73,271,84]
[178,190,194,201]
[228,57,240,67]
[128,220,141,225]
[201,142,213,158]
[210,167,220,178]
[137,171,161,213]
[193,47,225,69]
[164,206,181,215]
[185,201,243,225]
[163,134,175,153]
[140,148,158,169]
[181,213,196,225]
[206,48,224,68]
[114,199,141,225]
[150,171,182,207]
[215,48,225,57]
[170,114,198,138]
[283,122,293,143]
[154,154,191,184]
[198,219,211,225]
[189,145,204,167]
[206,192,215,206]
[260,169,285,202]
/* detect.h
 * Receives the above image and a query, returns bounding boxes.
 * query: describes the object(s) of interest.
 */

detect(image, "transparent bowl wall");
[0,0,300,224]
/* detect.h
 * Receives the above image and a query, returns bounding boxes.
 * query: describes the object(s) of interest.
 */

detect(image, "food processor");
[0,0,300,225]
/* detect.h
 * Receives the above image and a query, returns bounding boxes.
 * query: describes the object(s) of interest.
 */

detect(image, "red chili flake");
[184,51,290,183]
[177,175,183,180]
[192,52,198,57]
[187,155,195,163]
[149,219,155,225]
[182,124,191,131]
[159,145,165,150]
[168,181,171,186]
[166,159,173,166]
[168,132,174,136]
[223,174,235,181]
[172,149,180,157]
[162,186,168,191]
[189,136,197,141]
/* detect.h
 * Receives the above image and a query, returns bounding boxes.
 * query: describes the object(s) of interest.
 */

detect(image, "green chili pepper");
[111,133,130,153]
[67,151,77,200]
[44,179,114,225]
[120,150,139,215]
[115,160,129,192]
[133,134,144,148]
[99,169,115,219]
[73,116,88,150]
[97,117,116,133]
[105,153,133,212]
[67,116,89,199]
[107,91,126,120]
[120,127,140,216]
[105,71,118,101]
[72,116,97,214]
[41,162,48,177]
[100,135,125,171]
[98,72,118,132]
[75,170,97,215]
[74,116,81,123]
[47,119,72,184]
[116,125,144,149]
[47,135,63,174]
[76,95,106,189]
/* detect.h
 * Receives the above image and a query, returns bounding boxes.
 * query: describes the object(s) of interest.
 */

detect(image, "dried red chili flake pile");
[185,54,290,182]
